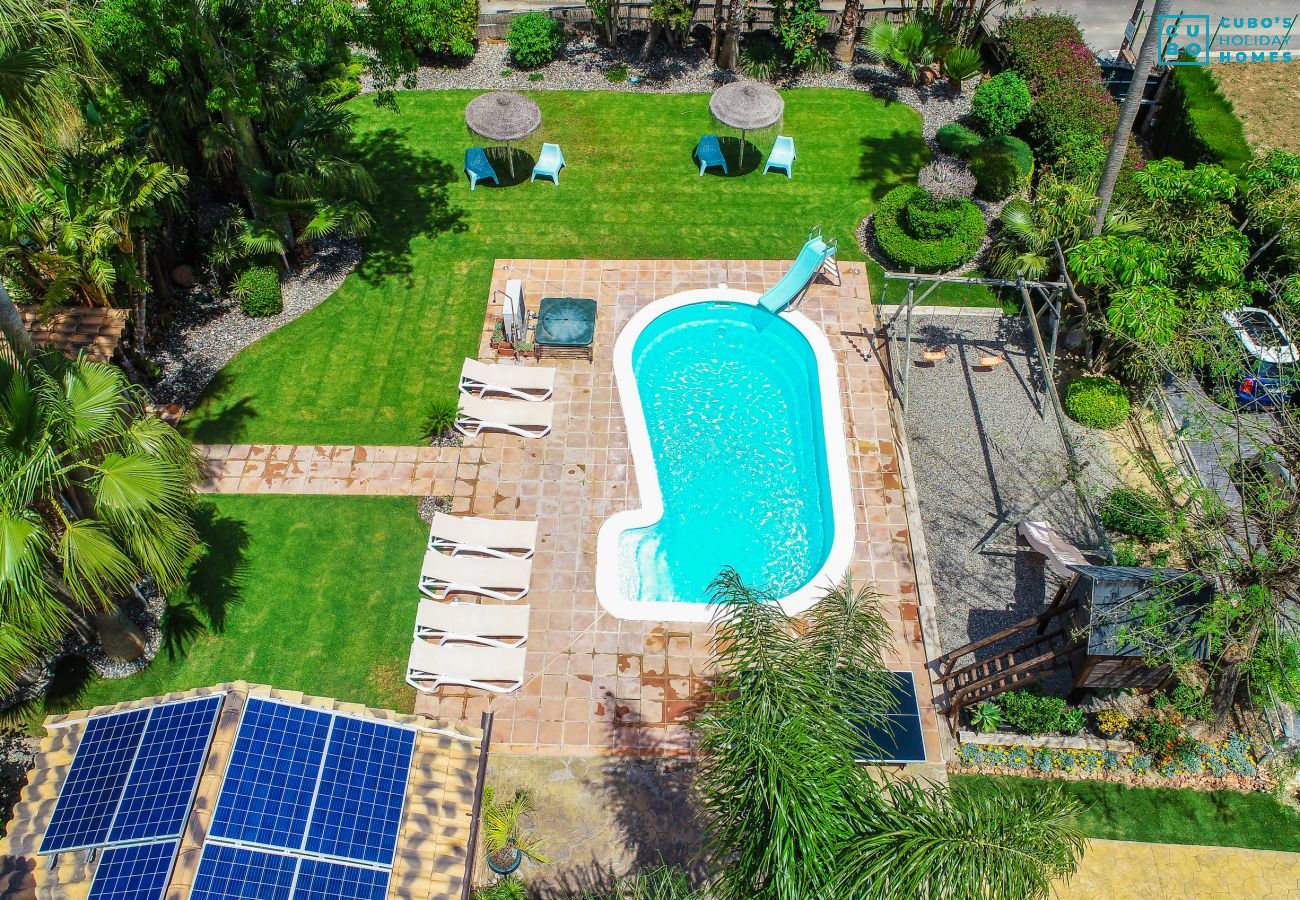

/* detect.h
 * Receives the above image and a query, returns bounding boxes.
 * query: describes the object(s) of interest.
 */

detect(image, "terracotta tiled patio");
[414,258,942,762]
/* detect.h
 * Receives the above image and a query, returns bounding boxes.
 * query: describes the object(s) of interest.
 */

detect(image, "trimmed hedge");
[507,11,563,68]
[1150,66,1252,173]
[1064,375,1130,429]
[1100,487,1173,543]
[970,71,1032,136]
[873,185,986,273]
[970,136,1033,200]
[937,123,982,158]
[233,265,283,318]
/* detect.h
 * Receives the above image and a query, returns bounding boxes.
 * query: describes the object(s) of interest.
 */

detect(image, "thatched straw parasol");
[465,92,542,177]
[709,81,784,169]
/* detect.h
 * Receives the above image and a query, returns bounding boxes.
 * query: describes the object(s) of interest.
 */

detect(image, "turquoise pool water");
[618,301,835,604]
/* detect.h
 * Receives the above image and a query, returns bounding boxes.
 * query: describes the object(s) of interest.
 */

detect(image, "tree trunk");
[1094,0,1171,234]
[93,606,147,662]
[834,0,862,63]
[640,22,660,61]
[710,0,726,57]
[0,278,35,357]
[718,0,745,69]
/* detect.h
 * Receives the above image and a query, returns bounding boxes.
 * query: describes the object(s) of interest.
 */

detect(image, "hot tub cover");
[536,297,597,347]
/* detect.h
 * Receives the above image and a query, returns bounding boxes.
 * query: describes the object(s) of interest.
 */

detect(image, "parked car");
[1221,307,1299,410]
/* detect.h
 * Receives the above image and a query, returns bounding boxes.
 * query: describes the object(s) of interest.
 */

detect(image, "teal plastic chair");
[531,143,565,185]
[464,147,499,191]
[694,134,728,176]
[764,136,796,178]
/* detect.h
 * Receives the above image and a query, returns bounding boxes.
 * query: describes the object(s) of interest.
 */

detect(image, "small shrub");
[959,743,986,766]
[1102,750,1121,772]
[1113,541,1142,567]
[232,265,282,318]
[1026,92,1117,167]
[904,194,972,240]
[1223,733,1257,775]
[941,46,983,84]
[999,12,1089,87]
[982,135,1034,178]
[528,71,544,81]
[422,395,463,441]
[998,690,1066,734]
[1057,751,1076,773]
[1064,375,1130,429]
[872,185,987,273]
[472,877,527,900]
[1171,683,1212,722]
[1127,713,1193,764]
[604,63,629,83]
[1077,751,1102,773]
[1100,487,1172,543]
[1129,753,1152,776]
[507,12,563,68]
[1096,708,1129,736]
[970,137,1033,200]
[1007,747,1031,770]
[970,71,1032,136]
[1177,748,1205,775]
[1032,748,1055,773]
[802,44,833,76]
[969,700,1002,733]
[1205,751,1228,777]
[740,34,782,80]
[917,158,976,199]
[937,123,982,158]
[983,746,1009,767]
[1059,708,1085,735]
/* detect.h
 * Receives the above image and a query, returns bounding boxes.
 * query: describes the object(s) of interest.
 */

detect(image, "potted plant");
[481,786,548,876]
[491,320,512,351]
[1096,708,1129,739]
[941,46,983,93]
[514,339,536,360]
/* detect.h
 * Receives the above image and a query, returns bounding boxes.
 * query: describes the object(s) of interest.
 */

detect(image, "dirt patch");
[1211,63,1300,153]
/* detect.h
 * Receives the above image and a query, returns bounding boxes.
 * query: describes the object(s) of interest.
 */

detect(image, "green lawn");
[952,775,1300,853]
[184,88,931,446]
[14,495,426,725]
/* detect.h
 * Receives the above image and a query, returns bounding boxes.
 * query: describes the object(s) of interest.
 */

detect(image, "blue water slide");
[758,230,837,314]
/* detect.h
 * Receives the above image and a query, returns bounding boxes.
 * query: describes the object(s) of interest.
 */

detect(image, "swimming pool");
[596,289,854,622]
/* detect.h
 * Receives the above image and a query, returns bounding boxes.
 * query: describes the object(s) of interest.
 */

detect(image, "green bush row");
[873,185,986,273]
[1149,66,1253,173]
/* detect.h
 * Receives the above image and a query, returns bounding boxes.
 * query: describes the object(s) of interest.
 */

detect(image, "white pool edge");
[594,288,857,623]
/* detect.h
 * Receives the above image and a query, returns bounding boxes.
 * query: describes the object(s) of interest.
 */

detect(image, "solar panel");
[87,840,177,900]
[109,696,222,843]
[40,708,150,853]
[189,844,296,900]
[305,715,415,865]
[209,698,331,849]
[294,859,390,900]
[851,670,928,765]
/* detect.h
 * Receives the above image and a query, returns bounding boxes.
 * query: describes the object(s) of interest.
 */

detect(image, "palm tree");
[988,174,1142,281]
[834,0,863,63]
[835,778,1088,899]
[0,0,100,354]
[0,350,203,688]
[1094,0,1171,233]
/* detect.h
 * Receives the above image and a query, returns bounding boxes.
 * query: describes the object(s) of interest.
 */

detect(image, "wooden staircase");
[936,592,1082,727]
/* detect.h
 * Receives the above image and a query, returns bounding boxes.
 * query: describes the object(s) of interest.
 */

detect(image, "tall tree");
[0,350,203,687]
[716,0,746,69]
[833,0,862,63]
[1094,0,1172,233]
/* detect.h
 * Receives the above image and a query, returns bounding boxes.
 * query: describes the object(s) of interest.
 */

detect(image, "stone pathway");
[198,444,459,495]
[1057,838,1300,899]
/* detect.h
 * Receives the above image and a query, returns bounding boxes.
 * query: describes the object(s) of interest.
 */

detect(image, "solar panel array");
[197,696,417,900]
[86,840,179,900]
[40,695,222,854]
[850,670,928,765]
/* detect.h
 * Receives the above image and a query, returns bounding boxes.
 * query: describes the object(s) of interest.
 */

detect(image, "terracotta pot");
[497,347,516,359]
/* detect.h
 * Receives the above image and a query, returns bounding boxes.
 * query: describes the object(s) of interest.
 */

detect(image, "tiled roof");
[10,306,129,363]
[0,683,486,900]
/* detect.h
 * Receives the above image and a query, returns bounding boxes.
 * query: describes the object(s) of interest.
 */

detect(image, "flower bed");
[955,733,1269,792]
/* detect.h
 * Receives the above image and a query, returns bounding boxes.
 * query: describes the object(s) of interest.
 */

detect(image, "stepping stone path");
[198,444,460,495]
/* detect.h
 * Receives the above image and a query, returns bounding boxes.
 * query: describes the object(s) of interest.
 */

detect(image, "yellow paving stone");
[1055,839,1300,899]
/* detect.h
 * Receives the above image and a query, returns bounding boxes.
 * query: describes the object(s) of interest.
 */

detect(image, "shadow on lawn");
[856,129,928,199]
[182,370,259,445]
[161,502,251,661]
[353,128,466,285]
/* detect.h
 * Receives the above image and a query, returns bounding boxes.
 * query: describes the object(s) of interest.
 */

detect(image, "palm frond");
[57,519,136,609]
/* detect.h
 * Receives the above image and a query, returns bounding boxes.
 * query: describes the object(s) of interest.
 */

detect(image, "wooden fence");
[477,3,907,41]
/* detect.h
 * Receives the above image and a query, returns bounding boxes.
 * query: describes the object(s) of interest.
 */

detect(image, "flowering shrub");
[1032,748,1055,773]
[1007,747,1031,770]
[1129,754,1152,776]
[1102,750,1121,772]
[1096,708,1129,735]
[999,12,1088,88]
[960,743,986,767]
[1127,713,1194,764]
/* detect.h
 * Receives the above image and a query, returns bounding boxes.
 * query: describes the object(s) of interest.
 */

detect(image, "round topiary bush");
[969,136,1033,200]
[872,185,987,273]
[1100,487,1173,542]
[969,70,1032,136]
[507,12,564,68]
[232,265,282,318]
[937,123,983,158]
[1064,375,1130,429]
[981,135,1034,179]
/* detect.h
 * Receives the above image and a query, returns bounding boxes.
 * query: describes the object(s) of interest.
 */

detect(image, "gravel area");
[895,312,1117,664]
[149,237,361,406]
[364,39,973,142]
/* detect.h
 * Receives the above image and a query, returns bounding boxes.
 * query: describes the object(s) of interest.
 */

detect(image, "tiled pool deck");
[413,258,942,761]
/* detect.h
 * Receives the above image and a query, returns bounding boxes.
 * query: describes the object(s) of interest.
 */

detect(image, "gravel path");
[150,238,360,406]
[895,312,1117,663]
[364,39,973,142]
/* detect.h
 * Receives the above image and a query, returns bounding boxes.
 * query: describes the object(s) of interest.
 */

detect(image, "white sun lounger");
[419,551,532,601]
[428,512,538,559]
[1018,520,1089,580]
[460,358,556,401]
[454,395,553,438]
[405,639,527,694]
[415,599,530,648]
